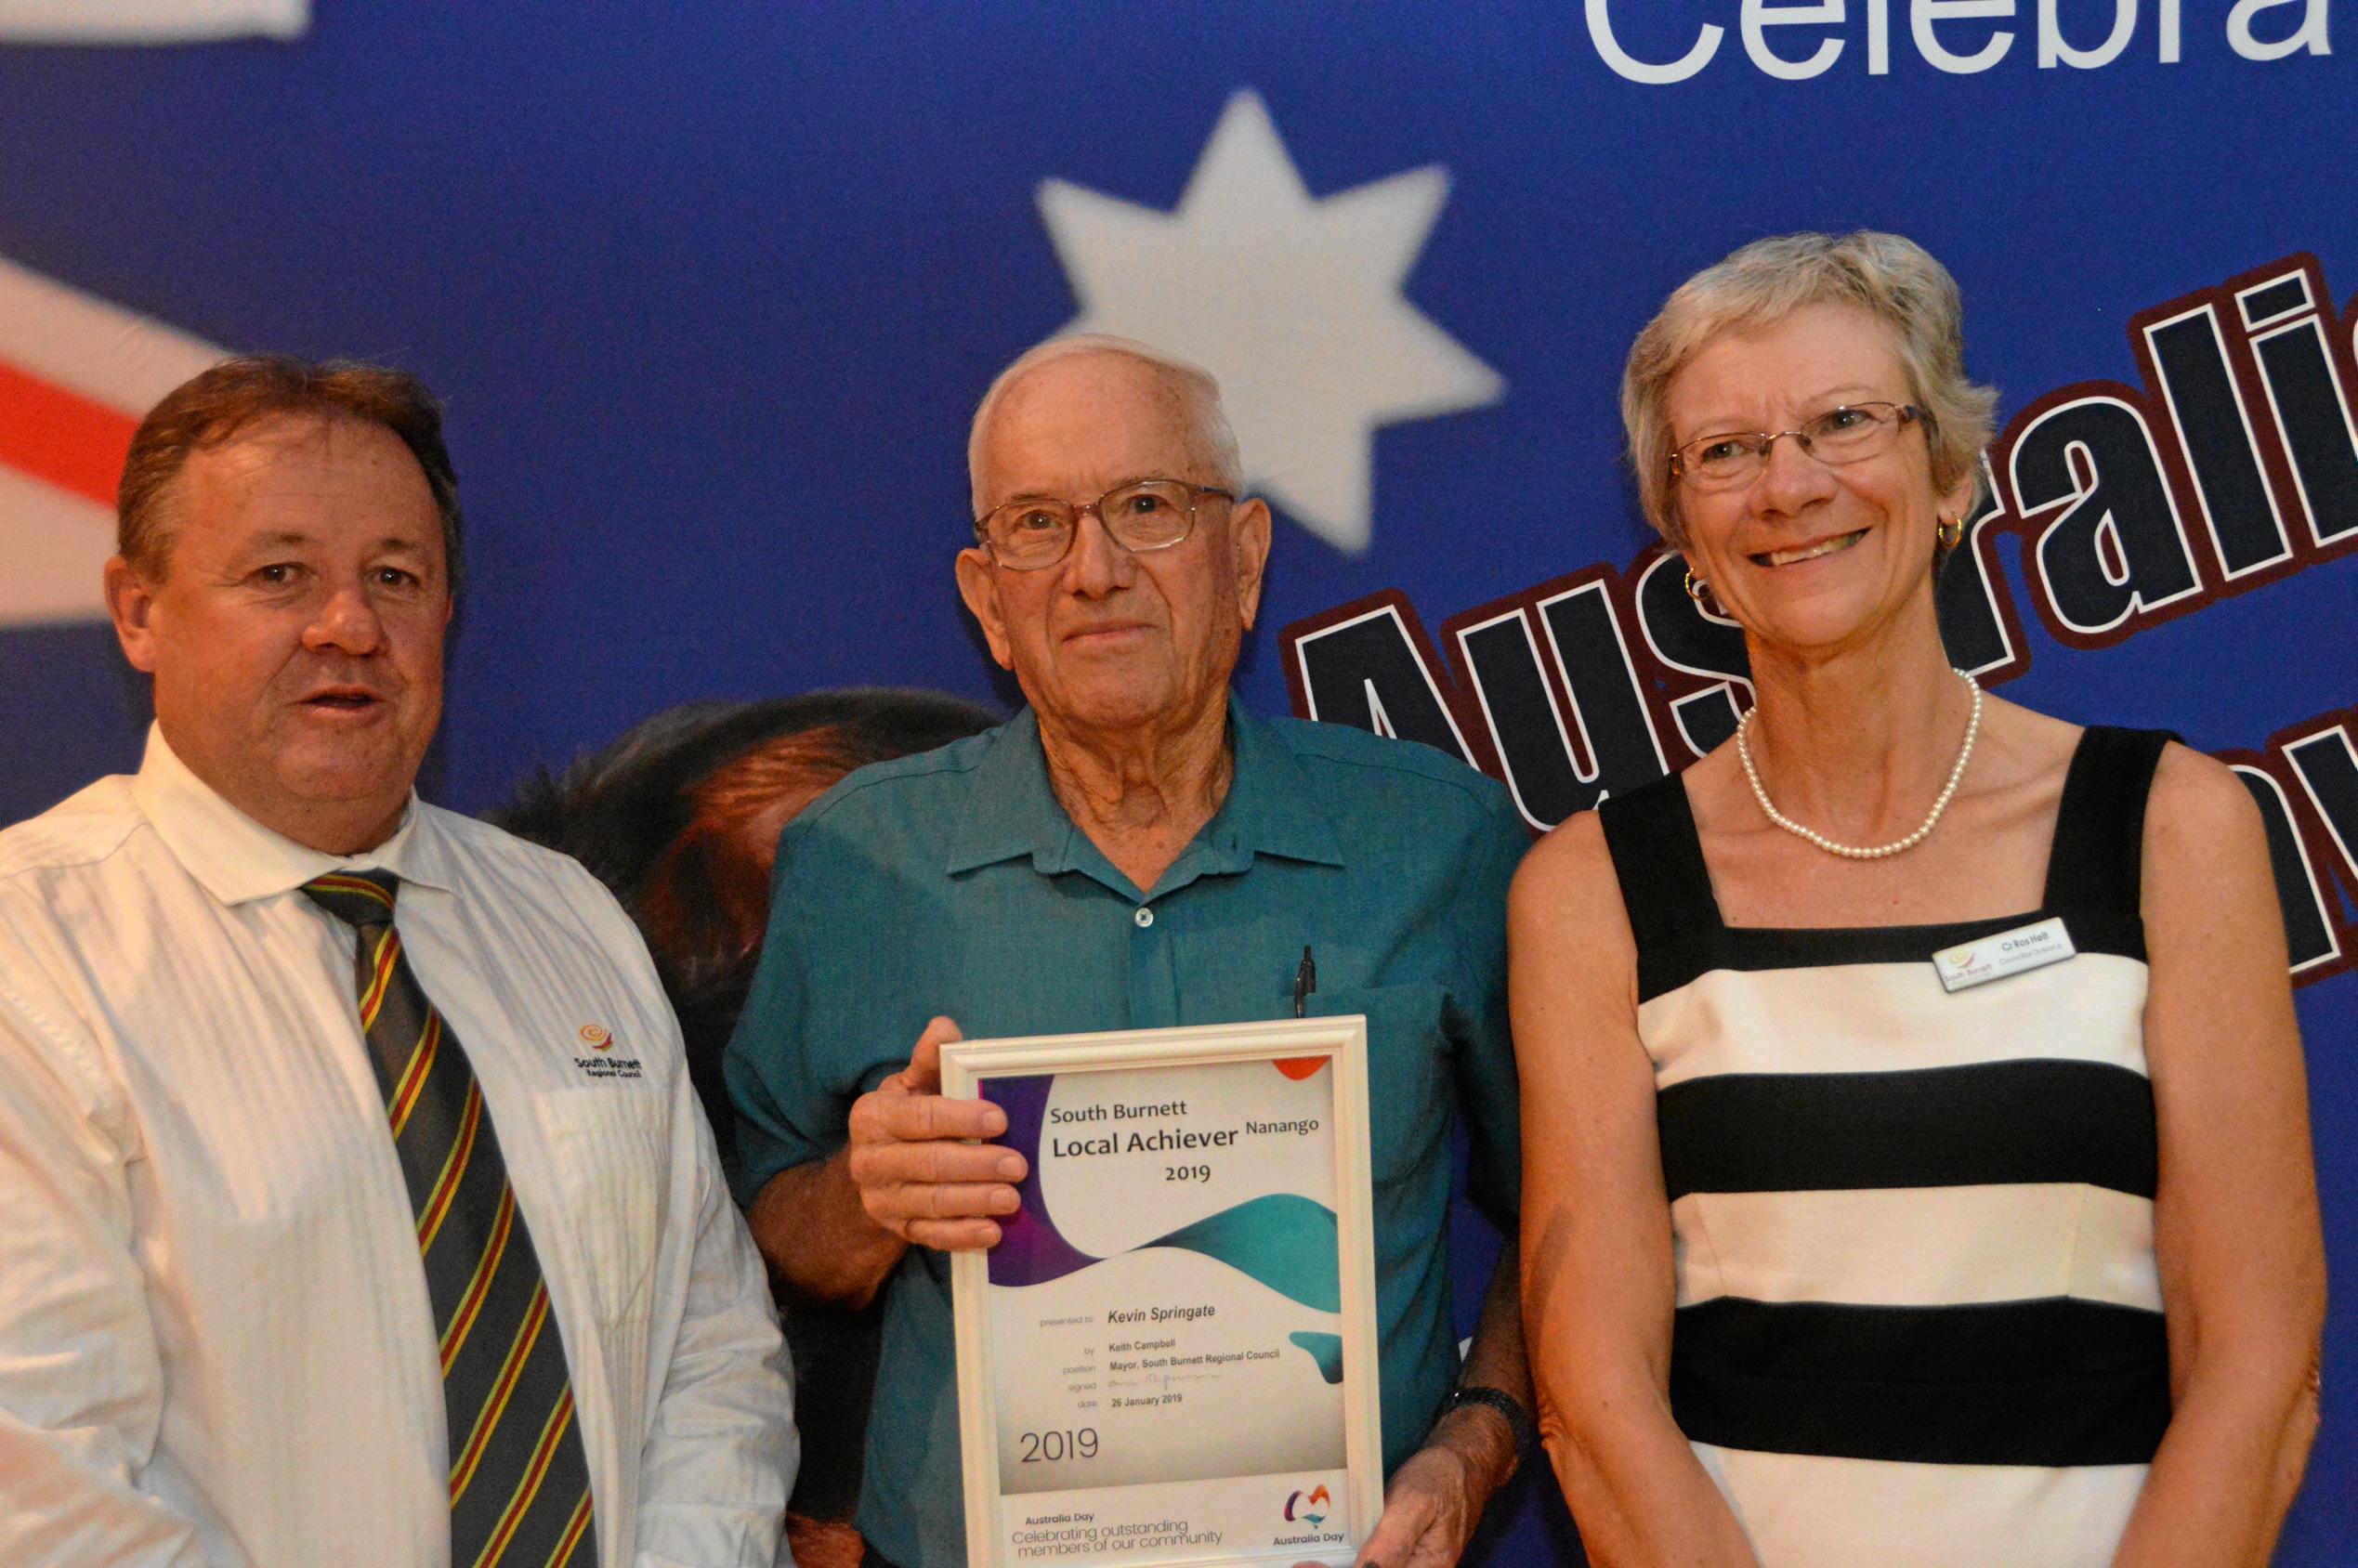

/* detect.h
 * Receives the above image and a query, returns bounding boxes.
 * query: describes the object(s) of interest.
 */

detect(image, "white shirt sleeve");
[0,967,212,1567]
[631,1052,800,1568]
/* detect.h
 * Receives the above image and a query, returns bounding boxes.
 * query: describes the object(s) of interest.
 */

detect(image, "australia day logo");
[1283,1483,1330,1528]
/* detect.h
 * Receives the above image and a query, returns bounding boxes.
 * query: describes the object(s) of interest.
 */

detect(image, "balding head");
[966,335,1240,518]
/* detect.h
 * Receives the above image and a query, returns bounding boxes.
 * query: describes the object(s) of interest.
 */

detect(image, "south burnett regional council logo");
[1283,1483,1330,1527]
[571,1021,643,1080]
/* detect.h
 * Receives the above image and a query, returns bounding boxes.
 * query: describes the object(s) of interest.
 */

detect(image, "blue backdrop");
[2,4,2351,1559]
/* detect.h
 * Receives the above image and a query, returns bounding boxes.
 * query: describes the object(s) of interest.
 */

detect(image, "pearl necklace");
[1736,669,1983,860]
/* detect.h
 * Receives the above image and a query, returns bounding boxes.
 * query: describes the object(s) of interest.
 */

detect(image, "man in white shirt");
[0,356,796,1567]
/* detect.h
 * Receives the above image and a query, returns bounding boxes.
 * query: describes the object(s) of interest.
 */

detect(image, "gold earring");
[1937,515,1965,551]
[1683,569,1723,618]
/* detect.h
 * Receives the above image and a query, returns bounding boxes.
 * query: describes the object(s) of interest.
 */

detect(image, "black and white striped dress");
[1597,726,2174,1567]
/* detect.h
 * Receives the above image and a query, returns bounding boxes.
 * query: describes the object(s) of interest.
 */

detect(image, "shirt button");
[1133,907,1155,928]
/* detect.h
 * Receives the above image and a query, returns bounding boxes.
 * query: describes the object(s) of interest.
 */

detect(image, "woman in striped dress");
[1512,231,2324,1567]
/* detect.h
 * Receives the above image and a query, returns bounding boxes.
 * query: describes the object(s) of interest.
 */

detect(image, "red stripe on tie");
[0,360,138,507]
[440,1182,517,1372]
[417,1083,483,1249]
[359,928,402,1028]
[386,1012,441,1137]
[543,1491,594,1568]
[315,872,396,911]
[450,1285,552,1502]
[472,1388,576,1567]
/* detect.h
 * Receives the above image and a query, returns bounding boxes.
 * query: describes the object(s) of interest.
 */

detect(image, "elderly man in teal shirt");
[727,335,1533,1568]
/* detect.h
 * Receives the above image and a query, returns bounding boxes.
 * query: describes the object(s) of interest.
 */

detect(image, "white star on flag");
[0,0,306,43]
[0,255,224,626]
[1039,90,1505,555]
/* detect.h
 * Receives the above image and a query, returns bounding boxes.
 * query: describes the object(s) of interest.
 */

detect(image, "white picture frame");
[942,1015,1384,1568]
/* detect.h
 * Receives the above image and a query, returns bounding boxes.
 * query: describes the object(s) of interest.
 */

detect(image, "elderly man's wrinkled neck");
[1037,682,1235,894]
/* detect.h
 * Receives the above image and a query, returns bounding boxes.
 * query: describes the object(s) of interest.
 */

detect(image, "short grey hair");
[966,333,1244,518]
[1621,230,1998,548]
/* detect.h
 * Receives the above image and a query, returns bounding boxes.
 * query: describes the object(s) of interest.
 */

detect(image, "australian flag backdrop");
[2,3,2354,1559]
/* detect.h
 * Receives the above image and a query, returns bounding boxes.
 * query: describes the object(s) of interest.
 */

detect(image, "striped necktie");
[303,870,598,1568]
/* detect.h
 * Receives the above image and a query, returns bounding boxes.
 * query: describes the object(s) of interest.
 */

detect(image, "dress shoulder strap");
[2040,725,2178,916]
[1597,769,1725,950]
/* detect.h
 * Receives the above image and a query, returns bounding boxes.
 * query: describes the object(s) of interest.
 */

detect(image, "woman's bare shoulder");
[1519,800,1611,878]
[1513,804,1638,956]
[1985,699,2247,835]
[2146,738,2267,855]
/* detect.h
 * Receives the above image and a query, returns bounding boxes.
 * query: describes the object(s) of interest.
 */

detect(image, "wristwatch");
[1445,1383,1535,1458]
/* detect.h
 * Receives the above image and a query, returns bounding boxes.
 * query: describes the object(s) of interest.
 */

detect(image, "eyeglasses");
[1670,401,1927,492]
[975,478,1235,571]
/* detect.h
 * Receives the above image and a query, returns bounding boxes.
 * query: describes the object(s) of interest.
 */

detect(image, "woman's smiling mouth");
[1752,528,1868,568]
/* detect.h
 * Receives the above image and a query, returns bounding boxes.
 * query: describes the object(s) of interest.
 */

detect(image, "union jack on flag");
[0,255,221,626]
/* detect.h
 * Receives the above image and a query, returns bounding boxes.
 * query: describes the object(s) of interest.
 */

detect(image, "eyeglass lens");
[1677,403,1911,490]
[984,479,1200,568]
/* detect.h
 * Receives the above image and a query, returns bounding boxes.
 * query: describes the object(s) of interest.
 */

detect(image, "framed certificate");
[942,1016,1383,1568]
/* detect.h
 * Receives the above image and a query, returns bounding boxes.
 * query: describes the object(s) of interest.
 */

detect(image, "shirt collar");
[944,708,1086,876]
[944,696,1344,880]
[129,723,457,907]
[1195,696,1346,871]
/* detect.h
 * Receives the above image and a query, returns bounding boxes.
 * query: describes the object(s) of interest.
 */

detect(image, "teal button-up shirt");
[727,698,1527,1568]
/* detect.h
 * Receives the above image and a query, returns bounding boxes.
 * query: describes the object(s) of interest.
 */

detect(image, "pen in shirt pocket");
[1292,945,1317,1018]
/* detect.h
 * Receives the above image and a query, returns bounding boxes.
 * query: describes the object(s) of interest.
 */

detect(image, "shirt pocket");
[531,1087,673,1330]
[1301,982,1450,1189]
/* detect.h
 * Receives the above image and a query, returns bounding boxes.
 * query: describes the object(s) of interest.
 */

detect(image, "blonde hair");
[966,333,1242,517]
[1621,230,1998,547]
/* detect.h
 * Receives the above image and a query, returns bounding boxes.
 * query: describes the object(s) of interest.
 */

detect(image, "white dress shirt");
[0,726,797,1568]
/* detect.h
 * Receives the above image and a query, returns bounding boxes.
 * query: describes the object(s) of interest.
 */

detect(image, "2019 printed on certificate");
[943,1019,1384,1568]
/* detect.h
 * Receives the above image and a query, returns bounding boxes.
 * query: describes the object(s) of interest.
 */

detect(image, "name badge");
[1932,916,2076,993]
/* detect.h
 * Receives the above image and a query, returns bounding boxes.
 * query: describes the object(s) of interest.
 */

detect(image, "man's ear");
[1230,498,1273,631]
[954,546,1015,670]
[104,555,162,674]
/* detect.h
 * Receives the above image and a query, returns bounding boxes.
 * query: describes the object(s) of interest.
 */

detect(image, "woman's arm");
[2111,745,2326,1567]
[1512,813,1761,1568]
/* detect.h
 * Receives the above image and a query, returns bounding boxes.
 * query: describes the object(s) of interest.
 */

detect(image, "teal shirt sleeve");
[724,825,840,1209]
[1446,788,1531,1224]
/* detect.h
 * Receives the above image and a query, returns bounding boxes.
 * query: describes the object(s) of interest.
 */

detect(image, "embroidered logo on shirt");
[572,1022,643,1080]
